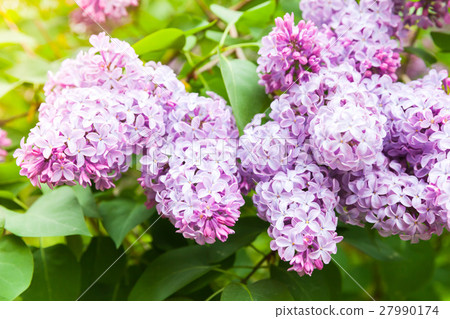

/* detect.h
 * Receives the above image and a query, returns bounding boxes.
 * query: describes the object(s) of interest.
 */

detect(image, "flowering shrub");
[1,0,450,302]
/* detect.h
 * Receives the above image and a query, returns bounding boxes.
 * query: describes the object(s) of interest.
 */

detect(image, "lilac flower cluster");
[149,93,244,245]
[72,0,138,23]
[16,33,244,245]
[253,150,342,276]
[257,13,323,94]
[0,129,11,162]
[243,0,450,276]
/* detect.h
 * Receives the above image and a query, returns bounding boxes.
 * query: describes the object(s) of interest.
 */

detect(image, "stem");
[211,267,243,280]
[0,112,29,126]
[231,0,254,10]
[194,0,216,21]
[205,287,225,301]
[241,251,274,284]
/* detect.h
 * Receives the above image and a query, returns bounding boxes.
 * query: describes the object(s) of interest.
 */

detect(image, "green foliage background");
[1,0,450,301]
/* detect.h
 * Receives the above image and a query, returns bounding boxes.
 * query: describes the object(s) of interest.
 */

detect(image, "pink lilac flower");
[254,149,342,276]
[309,95,387,171]
[336,157,448,243]
[72,0,138,24]
[14,86,165,190]
[257,13,323,94]
[149,93,244,245]
[0,129,11,162]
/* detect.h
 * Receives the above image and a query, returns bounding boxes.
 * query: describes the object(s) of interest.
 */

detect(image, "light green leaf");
[99,199,154,248]
[0,162,27,185]
[128,246,213,300]
[72,185,99,218]
[0,30,36,47]
[238,0,276,32]
[185,20,217,36]
[219,55,271,133]
[22,244,81,300]
[0,80,22,99]
[6,55,57,84]
[132,28,186,55]
[0,235,33,301]
[210,4,243,24]
[3,186,91,237]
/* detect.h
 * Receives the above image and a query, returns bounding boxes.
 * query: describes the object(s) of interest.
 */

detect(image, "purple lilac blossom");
[0,129,11,162]
[300,0,403,80]
[151,93,244,245]
[73,0,138,24]
[257,13,323,94]
[254,149,342,276]
[14,86,165,190]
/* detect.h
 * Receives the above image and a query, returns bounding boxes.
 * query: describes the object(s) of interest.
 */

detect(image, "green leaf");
[431,32,450,52]
[0,30,37,47]
[128,246,214,300]
[132,28,186,55]
[0,80,22,99]
[3,186,91,237]
[221,283,253,301]
[22,244,81,301]
[79,237,126,301]
[150,217,188,251]
[270,261,342,300]
[0,162,27,185]
[99,199,154,248]
[238,0,276,32]
[6,55,57,84]
[221,279,293,301]
[219,55,271,133]
[72,185,99,218]
[404,46,437,65]
[340,227,401,261]
[185,20,217,36]
[210,4,243,24]
[248,279,294,301]
[207,216,268,263]
[0,235,33,301]
[378,238,435,300]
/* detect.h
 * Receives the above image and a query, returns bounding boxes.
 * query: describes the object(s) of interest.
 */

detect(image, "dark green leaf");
[22,244,81,300]
[378,238,435,300]
[0,235,33,301]
[79,237,126,301]
[271,261,342,300]
[221,279,293,301]
[207,216,268,263]
[404,47,437,65]
[431,32,450,51]
[150,217,188,251]
[341,227,401,261]
[132,28,186,55]
[219,55,271,133]
[128,246,213,300]
[3,187,91,237]
[99,199,154,248]
[221,282,253,301]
